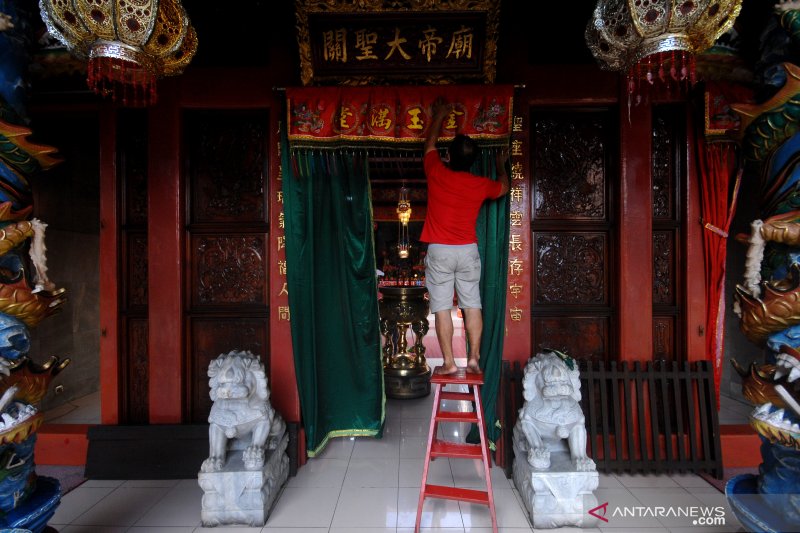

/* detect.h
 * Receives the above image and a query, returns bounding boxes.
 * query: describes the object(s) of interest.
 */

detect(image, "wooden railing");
[500,359,723,479]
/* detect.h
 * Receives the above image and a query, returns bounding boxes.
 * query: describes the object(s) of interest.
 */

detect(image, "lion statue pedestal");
[197,350,289,527]
[512,350,599,529]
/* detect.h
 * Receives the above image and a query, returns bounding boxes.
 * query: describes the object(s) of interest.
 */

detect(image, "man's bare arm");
[425,98,449,154]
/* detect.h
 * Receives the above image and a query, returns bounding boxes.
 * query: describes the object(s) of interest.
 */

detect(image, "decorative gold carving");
[735,263,800,344]
[295,0,500,86]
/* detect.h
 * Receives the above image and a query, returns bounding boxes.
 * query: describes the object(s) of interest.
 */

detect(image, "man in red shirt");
[421,99,509,375]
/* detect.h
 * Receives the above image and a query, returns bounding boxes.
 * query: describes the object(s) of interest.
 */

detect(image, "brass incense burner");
[378,286,431,398]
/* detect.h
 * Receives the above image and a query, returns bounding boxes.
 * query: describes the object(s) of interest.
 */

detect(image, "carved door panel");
[530,105,687,363]
[119,110,150,423]
[651,104,685,362]
[183,110,271,423]
[531,109,615,362]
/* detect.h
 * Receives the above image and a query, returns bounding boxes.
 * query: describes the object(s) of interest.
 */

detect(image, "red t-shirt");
[420,150,503,245]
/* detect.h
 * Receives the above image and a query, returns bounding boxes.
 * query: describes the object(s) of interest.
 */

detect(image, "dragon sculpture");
[725,4,800,531]
[0,2,70,531]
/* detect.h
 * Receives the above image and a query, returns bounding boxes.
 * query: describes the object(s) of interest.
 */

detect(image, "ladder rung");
[430,439,483,458]
[422,484,490,505]
[439,390,474,402]
[434,410,478,423]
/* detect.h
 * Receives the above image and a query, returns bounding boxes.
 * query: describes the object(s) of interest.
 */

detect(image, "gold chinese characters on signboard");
[295,0,501,85]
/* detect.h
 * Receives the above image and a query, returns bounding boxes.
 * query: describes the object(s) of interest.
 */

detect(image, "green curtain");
[281,136,385,456]
[469,147,510,447]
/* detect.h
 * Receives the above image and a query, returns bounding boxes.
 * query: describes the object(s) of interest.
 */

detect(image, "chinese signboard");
[295,0,500,85]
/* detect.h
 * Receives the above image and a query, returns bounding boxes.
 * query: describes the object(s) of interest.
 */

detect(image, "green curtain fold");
[468,148,510,447]
[281,134,385,456]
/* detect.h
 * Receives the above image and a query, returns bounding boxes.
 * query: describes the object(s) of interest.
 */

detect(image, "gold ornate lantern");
[585,0,742,101]
[39,0,198,107]
[396,186,412,259]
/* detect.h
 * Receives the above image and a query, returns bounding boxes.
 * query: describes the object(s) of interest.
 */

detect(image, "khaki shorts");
[424,243,482,314]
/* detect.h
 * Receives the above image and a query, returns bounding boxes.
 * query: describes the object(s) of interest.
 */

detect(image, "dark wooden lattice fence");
[500,359,723,479]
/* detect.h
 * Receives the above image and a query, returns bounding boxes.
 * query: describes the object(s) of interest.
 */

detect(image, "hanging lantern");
[39,0,198,107]
[585,0,742,105]
[397,187,412,259]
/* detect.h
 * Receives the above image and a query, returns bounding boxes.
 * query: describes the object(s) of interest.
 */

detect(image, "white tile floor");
[47,356,746,533]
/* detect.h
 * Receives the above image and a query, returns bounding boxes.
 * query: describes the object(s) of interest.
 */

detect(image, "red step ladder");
[415,367,497,532]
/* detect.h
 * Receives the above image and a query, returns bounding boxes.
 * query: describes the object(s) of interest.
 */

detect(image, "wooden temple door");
[104,74,298,426]
[112,107,273,424]
[181,109,272,423]
[526,101,701,363]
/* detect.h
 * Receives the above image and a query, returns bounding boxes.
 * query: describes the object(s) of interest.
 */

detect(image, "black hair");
[448,134,477,172]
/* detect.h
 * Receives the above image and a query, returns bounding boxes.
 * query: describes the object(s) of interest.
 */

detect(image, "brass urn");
[378,286,431,398]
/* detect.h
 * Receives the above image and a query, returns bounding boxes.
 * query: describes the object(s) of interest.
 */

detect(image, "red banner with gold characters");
[286,85,514,145]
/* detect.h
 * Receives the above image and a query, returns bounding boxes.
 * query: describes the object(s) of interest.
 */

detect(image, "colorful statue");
[726,5,800,532]
[0,2,70,531]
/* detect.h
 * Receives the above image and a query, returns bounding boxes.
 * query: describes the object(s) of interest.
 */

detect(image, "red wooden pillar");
[496,92,532,468]
[503,94,532,365]
[147,80,184,423]
[684,105,707,362]
[618,94,653,360]
[269,97,303,460]
[99,105,120,424]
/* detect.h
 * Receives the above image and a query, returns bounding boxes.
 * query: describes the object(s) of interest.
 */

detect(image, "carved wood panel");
[651,104,683,361]
[124,318,149,424]
[190,234,268,307]
[119,111,149,423]
[184,110,269,225]
[530,108,615,361]
[124,233,148,310]
[183,108,271,423]
[532,113,608,221]
[533,317,608,362]
[534,232,607,305]
[120,110,148,227]
[651,111,675,221]
[653,315,675,361]
[652,230,674,306]
[189,318,269,423]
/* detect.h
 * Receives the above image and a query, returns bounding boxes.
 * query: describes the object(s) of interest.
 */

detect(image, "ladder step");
[434,410,478,423]
[422,484,490,505]
[439,391,474,402]
[431,439,483,458]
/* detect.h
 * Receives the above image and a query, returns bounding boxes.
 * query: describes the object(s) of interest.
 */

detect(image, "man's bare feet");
[466,357,481,373]
[434,364,459,375]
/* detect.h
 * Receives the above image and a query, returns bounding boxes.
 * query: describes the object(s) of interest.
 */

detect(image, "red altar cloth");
[286,85,514,145]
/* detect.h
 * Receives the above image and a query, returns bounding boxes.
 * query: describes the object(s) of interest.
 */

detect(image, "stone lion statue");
[513,350,596,472]
[200,350,285,473]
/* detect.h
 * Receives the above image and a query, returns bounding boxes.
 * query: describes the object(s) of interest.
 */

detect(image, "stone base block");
[513,450,599,529]
[198,433,289,527]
